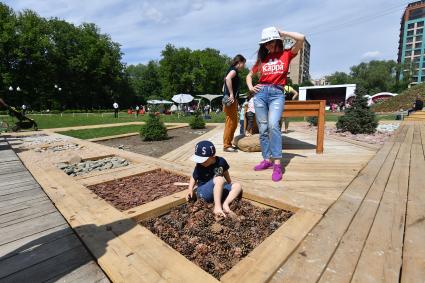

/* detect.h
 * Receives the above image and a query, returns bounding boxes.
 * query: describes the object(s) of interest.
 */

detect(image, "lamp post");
[8,86,21,106]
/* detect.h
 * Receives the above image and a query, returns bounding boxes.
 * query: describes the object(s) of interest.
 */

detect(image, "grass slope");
[372,83,425,112]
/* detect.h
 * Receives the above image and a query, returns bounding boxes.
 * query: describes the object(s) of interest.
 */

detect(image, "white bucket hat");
[259,26,282,44]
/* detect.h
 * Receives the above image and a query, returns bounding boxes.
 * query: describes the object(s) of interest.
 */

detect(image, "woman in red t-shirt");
[246,26,304,182]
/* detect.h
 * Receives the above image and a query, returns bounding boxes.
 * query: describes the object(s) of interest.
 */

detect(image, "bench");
[243,100,325,154]
[283,100,326,153]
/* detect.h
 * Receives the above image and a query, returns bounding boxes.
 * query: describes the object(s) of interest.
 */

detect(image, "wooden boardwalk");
[4,121,424,282]
[0,138,109,283]
[270,121,425,282]
[161,124,376,214]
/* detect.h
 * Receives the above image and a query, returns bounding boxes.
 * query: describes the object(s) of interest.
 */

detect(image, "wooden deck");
[161,124,376,214]
[0,138,109,283]
[270,121,425,282]
[3,121,424,282]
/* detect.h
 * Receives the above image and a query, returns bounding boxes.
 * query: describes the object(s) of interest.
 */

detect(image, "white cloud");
[362,51,381,59]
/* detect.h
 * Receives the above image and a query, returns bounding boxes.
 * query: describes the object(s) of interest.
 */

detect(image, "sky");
[3,0,411,78]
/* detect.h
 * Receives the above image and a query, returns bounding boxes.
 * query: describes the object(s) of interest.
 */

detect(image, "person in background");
[245,94,255,136]
[21,104,27,116]
[408,95,424,115]
[246,26,304,182]
[135,105,140,117]
[281,85,298,133]
[113,101,119,118]
[223,54,247,152]
[239,100,247,135]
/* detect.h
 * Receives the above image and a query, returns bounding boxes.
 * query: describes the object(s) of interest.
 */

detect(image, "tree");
[326,71,353,85]
[350,60,398,95]
[336,86,378,134]
[127,61,161,104]
[0,3,131,110]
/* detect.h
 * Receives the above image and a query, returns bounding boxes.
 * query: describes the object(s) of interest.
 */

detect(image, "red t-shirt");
[251,49,297,86]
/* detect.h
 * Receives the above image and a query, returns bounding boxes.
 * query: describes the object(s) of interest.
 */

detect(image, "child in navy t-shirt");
[186,140,242,218]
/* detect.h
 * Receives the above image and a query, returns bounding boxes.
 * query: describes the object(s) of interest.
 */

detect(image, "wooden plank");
[283,110,319,117]
[124,191,187,222]
[351,125,413,283]
[269,140,396,282]
[221,210,321,283]
[0,184,41,196]
[316,100,325,154]
[0,233,82,278]
[0,245,93,283]
[318,140,402,282]
[45,261,110,283]
[0,200,56,226]
[0,212,66,245]
[0,198,49,216]
[401,127,425,283]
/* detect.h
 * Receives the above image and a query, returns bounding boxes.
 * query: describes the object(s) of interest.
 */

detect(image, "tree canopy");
[0,3,132,110]
[0,3,247,110]
[326,60,410,94]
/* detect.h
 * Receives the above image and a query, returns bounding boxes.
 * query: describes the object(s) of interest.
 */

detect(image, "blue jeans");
[196,178,232,203]
[239,120,244,135]
[254,85,285,159]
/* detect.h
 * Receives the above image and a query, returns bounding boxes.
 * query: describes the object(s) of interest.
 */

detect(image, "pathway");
[0,138,109,283]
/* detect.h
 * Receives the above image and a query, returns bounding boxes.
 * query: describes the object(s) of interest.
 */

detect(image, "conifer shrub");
[336,86,378,134]
[189,110,206,129]
[140,113,168,141]
[307,116,318,126]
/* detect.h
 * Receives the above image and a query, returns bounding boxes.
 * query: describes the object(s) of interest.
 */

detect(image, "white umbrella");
[147,99,173,104]
[172,94,194,104]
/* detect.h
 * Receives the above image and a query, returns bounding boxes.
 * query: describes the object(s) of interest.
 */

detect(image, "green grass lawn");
[0,111,396,132]
[2,112,225,129]
[59,124,145,139]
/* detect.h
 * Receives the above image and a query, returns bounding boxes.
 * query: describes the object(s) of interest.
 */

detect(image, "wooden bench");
[283,100,326,154]
[244,100,326,154]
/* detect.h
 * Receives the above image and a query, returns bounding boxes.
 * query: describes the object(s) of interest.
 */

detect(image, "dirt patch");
[142,199,293,279]
[96,126,213,157]
[87,169,189,211]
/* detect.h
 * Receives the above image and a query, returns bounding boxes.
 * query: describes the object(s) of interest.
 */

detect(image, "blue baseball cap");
[191,140,216,163]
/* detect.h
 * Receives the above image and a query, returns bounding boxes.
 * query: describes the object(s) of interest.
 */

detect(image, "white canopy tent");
[197,94,222,110]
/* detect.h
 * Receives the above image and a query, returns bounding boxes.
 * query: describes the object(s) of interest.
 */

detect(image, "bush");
[306,116,318,126]
[140,113,168,141]
[337,86,378,134]
[189,111,206,129]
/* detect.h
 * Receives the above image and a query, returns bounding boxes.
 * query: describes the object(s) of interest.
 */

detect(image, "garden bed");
[58,156,129,176]
[34,143,83,152]
[142,199,293,279]
[96,126,213,157]
[87,169,189,211]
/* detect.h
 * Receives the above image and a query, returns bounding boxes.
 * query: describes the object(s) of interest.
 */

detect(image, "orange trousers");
[223,102,238,149]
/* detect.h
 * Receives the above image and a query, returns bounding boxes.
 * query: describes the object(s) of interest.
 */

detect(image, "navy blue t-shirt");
[223,66,240,99]
[192,156,230,186]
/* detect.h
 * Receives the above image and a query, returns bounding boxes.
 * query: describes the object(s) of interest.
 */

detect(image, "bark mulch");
[87,169,189,211]
[142,199,293,279]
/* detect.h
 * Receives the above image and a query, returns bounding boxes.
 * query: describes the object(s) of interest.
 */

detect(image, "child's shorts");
[196,179,232,203]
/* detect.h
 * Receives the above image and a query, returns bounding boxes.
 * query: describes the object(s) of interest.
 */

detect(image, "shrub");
[189,111,206,129]
[306,116,318,126]
[337,86,378,134]
[140,113,168,141]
